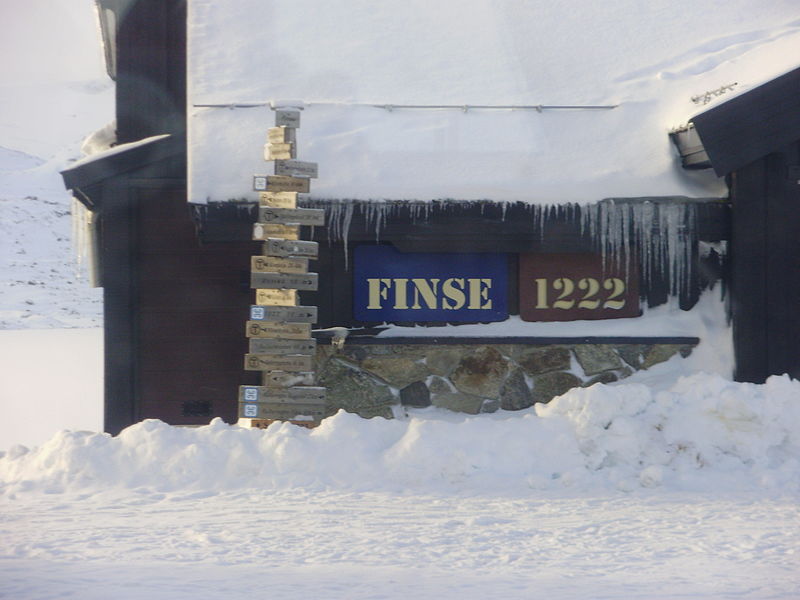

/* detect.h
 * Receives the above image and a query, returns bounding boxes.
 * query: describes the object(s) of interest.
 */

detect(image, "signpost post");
[239,107,327,428]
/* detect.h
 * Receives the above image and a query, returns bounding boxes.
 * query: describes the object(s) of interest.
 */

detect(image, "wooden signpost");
[239,107,327,429]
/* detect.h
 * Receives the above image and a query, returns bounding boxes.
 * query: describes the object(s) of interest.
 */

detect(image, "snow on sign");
[354,245,508,322]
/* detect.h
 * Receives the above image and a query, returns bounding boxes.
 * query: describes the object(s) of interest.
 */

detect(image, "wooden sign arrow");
[267,126,295,144]
[250,271,318,291]
[248,337,316,354]
[253,175,309,193]
[255,288,298,306]
[263,370,316,388]
[258,207,325,226]
[259,191,297,208]
[239,385,326,403]
[239,403,325,420]
[253,223,300,241]
[265,238,318,258]
[264,143,294,161]
[274,159,318,179]
[275,109,300,128]
[246,321,311,339]
[249,305,317,323]
[245,353,313,372]
[251,255,309,275]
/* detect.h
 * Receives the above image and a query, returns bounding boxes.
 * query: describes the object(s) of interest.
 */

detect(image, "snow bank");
[2,373,797,496]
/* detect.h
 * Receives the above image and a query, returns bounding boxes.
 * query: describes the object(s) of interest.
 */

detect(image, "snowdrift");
[1,373,798,496]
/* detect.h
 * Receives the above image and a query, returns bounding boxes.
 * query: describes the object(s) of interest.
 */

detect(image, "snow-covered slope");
[188,0,800,203]
[0,0,112,329]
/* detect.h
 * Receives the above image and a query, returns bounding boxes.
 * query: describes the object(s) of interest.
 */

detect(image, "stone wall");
[314,340,696,419]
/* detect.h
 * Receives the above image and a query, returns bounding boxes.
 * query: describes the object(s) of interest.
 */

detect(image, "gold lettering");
[442,278,466,310]
[367,278,391,309]
[411,278,440,309]
[393,278,409,310]
[468,278,492,309]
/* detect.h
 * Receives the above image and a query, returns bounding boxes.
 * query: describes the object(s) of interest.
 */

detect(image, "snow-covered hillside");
[0,0,112,329]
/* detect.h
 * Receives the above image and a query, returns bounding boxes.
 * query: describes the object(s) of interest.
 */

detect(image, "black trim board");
[314,335,700,346]
[693,66,800,176]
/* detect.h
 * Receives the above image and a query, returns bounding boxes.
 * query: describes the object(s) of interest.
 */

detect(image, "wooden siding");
[693,66,800,177]
[134,188,260,428]
[730,143,800,382]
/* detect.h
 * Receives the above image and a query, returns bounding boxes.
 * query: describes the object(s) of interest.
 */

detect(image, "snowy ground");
[2,2,799,599]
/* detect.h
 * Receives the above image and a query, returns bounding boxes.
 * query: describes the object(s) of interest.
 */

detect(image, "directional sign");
[246,321,311,339]
[239,403,325,420]
[275,160,318,179]
[245,353,313,372]
[267,126,295,144]
[258,207,325,226]
[253,175,309,193]
[249,337,316,354]
[251,271,318,291]
[249,305,317,323]
[265,238,319,258]
[252,255,309,275]
[263,370,316,388]
[275,109,301,128]
[253,223,300,241]
[255,288,298,306]
[259,191,297,209]
[264,143,294,161]
[239,386,326,403]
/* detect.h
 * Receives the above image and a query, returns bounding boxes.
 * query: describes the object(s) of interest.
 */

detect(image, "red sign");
[519,253,640,321]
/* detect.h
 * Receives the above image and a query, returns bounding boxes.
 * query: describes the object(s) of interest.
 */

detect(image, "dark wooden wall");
[730,143,800,382]
[101,181,260,434]
[116,0,186,143]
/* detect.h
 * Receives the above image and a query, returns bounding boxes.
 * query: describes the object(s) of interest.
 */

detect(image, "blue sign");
[353,245,508,322]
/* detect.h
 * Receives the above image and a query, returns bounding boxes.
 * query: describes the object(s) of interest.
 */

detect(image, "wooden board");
[264,238,319,258]
[262,370,316,388]
[255,288,298,306]
[267,126,295,144]
[275,109,300,128]
[246,321,311,339]
[264,143,294,161]
[248,337,317,354]
[250,271,318,291]
[249,305,317,323]
[253,223,300,241]
[244,353,313,372]
[258,207,325,226]
[239,385,326,403]
[251,255,309,275]
[242,418,319,429]
[259,192,297,209]
[253,175,309,193]
[239,403,325,420]
[274,159,318,179]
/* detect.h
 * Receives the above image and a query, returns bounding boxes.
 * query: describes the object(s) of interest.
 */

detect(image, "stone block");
[517,347,571,375]
[361,356,430,389]
[431,391,485,415]
[532,371,582,403]
[573,345,622,375]
[318,358,396,419]
[614,344,650,369]
[500,368,534,411]
[400,381,431,407]
[450,346,509,397]
[428,375,455,395]
[425,347,464,377]
[642,344,692,369]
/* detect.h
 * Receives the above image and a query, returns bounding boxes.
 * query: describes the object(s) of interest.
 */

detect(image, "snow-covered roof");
[187,0,800,204]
